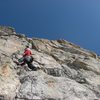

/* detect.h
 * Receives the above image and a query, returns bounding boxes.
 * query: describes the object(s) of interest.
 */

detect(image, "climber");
[15,45,37,70]
[22,45,36,70]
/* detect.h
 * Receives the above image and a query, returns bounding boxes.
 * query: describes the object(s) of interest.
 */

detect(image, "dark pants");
[24,56,36,70]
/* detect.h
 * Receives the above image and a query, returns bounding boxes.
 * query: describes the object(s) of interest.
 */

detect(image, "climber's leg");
[27,62,37,71]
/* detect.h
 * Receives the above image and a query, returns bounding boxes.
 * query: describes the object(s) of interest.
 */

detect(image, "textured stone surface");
[0,26,100,100]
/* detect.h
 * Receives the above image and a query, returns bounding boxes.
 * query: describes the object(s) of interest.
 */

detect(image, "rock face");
[0,26,100,100]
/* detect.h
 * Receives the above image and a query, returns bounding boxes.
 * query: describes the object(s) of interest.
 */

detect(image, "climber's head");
[26,45,29,48]
[25,45,30,50]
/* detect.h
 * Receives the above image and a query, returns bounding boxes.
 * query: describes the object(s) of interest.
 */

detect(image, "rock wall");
[0,26,100,100]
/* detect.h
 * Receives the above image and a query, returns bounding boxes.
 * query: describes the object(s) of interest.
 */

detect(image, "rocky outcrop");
[0,26,100,100]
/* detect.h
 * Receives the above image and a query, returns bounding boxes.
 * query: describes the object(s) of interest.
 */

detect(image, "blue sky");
[0,0,100,54]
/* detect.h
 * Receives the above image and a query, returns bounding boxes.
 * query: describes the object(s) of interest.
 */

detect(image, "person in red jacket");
[22,45,35,70]
[23,45,32,57]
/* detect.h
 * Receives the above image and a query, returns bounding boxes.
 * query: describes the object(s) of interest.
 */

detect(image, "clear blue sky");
[0,0,100,54]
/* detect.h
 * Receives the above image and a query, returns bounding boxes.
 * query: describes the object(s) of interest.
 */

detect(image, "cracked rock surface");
[0,26,100,100]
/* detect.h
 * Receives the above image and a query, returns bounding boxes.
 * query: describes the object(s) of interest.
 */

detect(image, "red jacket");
[23,48,32,57]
